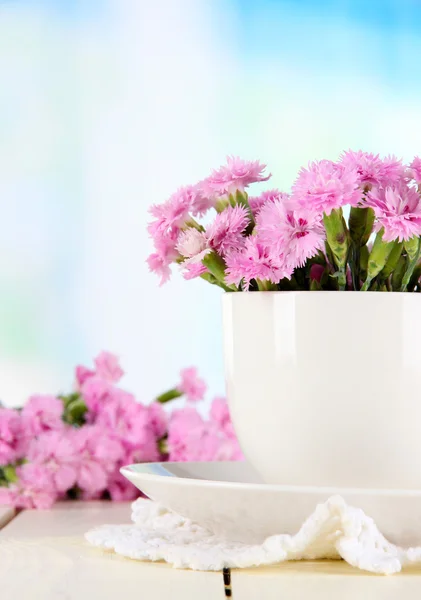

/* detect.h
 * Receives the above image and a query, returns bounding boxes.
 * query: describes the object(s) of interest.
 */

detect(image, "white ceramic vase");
[222,291,421,489]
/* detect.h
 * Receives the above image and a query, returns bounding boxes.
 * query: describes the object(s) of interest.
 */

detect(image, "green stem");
[401,238,421,292]
[156,389,182,404]
[361,229,394,291]
[323,209,349,291]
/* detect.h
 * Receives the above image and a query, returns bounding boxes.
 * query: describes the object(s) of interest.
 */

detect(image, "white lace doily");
[85,496,421,574]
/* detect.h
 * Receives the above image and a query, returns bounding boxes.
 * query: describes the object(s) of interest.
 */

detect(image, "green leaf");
[156,389,182,404]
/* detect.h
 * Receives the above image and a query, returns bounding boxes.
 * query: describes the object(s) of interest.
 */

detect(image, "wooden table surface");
[1,502,421,599]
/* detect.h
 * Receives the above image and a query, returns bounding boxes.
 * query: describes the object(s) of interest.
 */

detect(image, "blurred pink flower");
[292,159,360,215]
[366,183,421,242]
[0,408,24,465]
[148,402,168,439]
[107,471,139,502]
[21,395,64,436]
[206,205,249,256]
[167,406,242,462]
[72,425,124,495]
[257,200,325,268]
[202,156,271,196]
[81,376,111,415]
[96,391,160,461]
[27,430,79,493]
[94,351,124,384]
[210,397,237,440]
[225,237,291,289]
[177,367,207,402]
[75,365,95,388]
[340,150,404,189]
[1,463,58,509]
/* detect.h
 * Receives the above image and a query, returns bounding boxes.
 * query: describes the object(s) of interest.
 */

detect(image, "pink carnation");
[210,397,237,440]
[225,237,292,289]
[340,150,404,189]
[75,365,95,388]
[257,200,325,268]
[249,189,291,214]
[27,430,79,493]
[0,463,57,509]
[202,156,271,197]
[95,391,159,461]
[81,376,111,415]
[148,402,168,439]
[167,406,242,462]
[177,367,207,402]
[206,205,249,256]
[292,159,360,215]
[94,351,124,384]
[176,228,209,280]
[408,157,421,184]
[366,183,421,242]
[148,187,193,238]
[21,395,64,436]
[0,408,26,465]
[72,425,125,495]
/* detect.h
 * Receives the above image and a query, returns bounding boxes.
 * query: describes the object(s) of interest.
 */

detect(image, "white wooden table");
[1,502,421,599]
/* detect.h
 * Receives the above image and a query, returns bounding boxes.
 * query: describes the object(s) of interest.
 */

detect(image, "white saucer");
[121,461,421,546]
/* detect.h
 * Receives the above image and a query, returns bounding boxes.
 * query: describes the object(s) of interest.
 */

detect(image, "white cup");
[222,291,421,489]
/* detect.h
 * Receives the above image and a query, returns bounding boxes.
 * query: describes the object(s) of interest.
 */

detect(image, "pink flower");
[340,150,404,189]
[210,397,237,440]
[292,159,360,215]
[167,406,204,461]
[21,395,64,436]
[366,183,421,242]
[177,228,207,258]
[148,402,168,439]
[81,376,111,415]
[249,189,291,214]
[94,351,124,384]
[176,228,209,280]
[257,200,325,268]
[0,408,26,465]
[146,252,173,286]
[206,205,250,256]
[177,367,207,402]
[186,183,215,216]
[75,365,95,388]
[27,430,79,493]
[148,187,193,238]
[225,237,292,289]
[408,157,421,184]
[107,471,139,502]
[1,463,58,509]
[167,406,242,462]
[202,156,271,197]
[72,425,124,495]
[95,391,160,461]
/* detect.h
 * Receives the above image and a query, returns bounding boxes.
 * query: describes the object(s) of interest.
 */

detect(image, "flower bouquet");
[147,152,421,293]
[0,352,241,508]
[146,152,421,490]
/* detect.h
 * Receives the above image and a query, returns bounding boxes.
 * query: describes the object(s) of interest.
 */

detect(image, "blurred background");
[1,0,421,406]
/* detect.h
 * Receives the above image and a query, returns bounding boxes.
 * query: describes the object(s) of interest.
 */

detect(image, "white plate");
[121,461,421,546]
